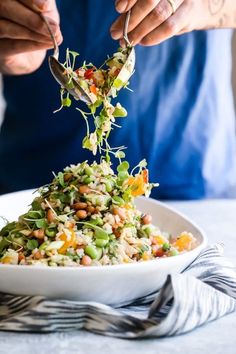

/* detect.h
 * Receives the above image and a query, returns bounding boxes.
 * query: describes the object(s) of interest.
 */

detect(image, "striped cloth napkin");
[0,244,236,338]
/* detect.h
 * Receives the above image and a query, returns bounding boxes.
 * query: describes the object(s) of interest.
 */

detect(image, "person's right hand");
[0,0,62,75]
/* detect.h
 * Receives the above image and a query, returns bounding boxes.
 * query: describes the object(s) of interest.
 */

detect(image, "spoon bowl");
[41,15,93,105]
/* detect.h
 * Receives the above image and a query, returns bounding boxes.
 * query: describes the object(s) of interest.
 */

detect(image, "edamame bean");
[84,245,98,259]
[95,229,109,240]
[95,239,108,248]
[85,166,93,176]
[112,195,125,206]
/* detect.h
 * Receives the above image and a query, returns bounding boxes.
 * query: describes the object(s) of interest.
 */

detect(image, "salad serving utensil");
[41,14,93,104]
[108,10,136,94]
[41,10,135,104]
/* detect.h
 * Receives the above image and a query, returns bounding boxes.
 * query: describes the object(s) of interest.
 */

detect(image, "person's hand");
[0,0,62,75]
[110,0,224,46]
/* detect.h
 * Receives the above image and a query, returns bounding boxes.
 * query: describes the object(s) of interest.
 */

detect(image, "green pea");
[85,166,93,176]
[142,225,152,237]
[95,229,109,240]
[162,243,171,252]
[84,176,94,184]
[95,239,108,248]
[96,247,103,260]
[112,195,125,206]
[45,228,57,238]
[105,180,114,193]
[170,249,179,256]
[84,245,98,259]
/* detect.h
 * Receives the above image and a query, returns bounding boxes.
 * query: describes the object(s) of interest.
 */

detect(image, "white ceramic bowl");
[0,190,207,305]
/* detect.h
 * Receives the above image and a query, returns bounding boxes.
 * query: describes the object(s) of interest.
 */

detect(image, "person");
[0,0,236,200]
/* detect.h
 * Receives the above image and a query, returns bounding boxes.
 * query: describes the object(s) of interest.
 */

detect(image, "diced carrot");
[90,84,97,95]
[58,228,77,254]
[126,169,149,197]
[173,232,194,251]
[0,256,12,264]
[151,235,166,246]
[142,169,149,183]
[142,252,150,261]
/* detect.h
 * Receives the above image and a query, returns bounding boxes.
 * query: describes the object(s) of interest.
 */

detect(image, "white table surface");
[0,199,235,354]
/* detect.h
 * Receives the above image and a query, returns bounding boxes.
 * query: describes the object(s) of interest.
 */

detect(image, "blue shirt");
[1,0,236,199]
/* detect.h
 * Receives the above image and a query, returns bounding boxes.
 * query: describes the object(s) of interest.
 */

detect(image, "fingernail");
[34,0,48,10]
[111,30,121,40]
[115,0,128,13]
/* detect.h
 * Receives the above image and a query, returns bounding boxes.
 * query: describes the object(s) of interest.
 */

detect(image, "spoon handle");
[123,10,131,47]
[40,14,59,60]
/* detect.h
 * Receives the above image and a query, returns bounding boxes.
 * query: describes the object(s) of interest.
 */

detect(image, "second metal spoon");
[42,15,93,104]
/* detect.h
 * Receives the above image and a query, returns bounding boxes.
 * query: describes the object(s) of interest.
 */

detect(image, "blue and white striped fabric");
[0,244,236,338]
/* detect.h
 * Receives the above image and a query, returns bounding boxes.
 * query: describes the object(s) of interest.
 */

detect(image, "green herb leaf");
[35,219,48,229]
[113,105,127,117]
[115,151,126,159]
[26,239,39,251]
[117,161,129,173]
[62,96,72,107]
[58,172,65,187]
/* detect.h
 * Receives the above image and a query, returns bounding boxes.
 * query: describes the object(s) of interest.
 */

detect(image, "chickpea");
[141,214,152,225]
[81,255,92,266]
[32,229,45,239]
[76,210,87,219]
[79,185,91,194]
[73,202,87,210]
[112,207,126,220]
[86,205,95,214]
[47,209,55,223]
[34,251,42,260]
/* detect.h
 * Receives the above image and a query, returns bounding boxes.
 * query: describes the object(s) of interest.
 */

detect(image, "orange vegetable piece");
[90,84,97,95]
[126,169,149,197]
[58,228,77,254]
[0,256,12,264]
[142,252,150,261]
[142,169,148,183]
[173,232,194,251]
[151,235,166,246]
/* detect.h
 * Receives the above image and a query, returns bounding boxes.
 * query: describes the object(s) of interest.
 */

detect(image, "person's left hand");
[110,0,219,46]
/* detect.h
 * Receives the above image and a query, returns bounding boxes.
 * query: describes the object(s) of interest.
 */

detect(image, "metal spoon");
[42,10,135,104]
[108,10,136,94]
[41,15,93,104]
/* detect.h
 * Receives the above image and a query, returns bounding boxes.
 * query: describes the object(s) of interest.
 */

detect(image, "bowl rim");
[0,190,208,272]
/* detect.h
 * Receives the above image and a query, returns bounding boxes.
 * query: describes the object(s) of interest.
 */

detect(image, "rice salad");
[0,160,197,267]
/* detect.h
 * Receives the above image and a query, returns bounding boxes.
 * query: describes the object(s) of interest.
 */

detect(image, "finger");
[115,0,137,13]
[140,2,189,46]
[19,0,60,22]
[111,0,161,40]
[0,0,60,38]
[19,0,51,12]
[0,38,54,57]
[128,0,184,45]
[0,19,58,43]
